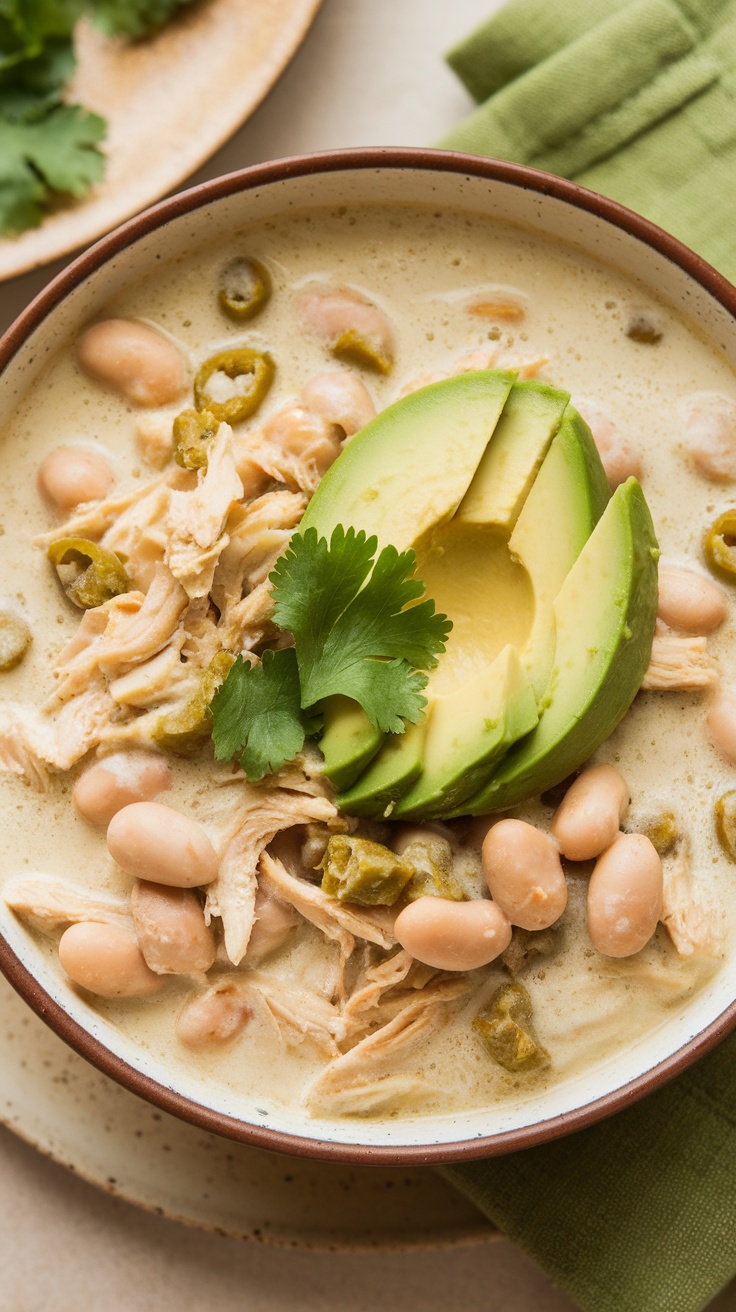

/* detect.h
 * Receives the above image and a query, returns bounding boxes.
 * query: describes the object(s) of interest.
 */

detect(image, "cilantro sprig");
[0,1,199,236]
[209,527,452,782]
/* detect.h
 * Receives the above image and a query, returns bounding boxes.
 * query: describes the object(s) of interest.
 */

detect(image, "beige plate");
[0,0,322,283]
[0,972,493,1248]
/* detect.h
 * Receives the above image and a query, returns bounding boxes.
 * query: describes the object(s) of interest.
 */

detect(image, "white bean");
[262,404,341,475]
[131,881,215,975]
[77,319,187,407]
[298,284,394,367]
[245,887,298,966]
[176,984,251,1048]
[707,688,736,763]
[681,391,736,483]
[300,371,376,437]
[59,921,162,998]
[657,565,726,634]
[394,896,511,971]
[106,802,218,888]
[587,832,663,957]
[73,751,172,826]
[482,819,568,930]
[575,399,643,489]
[551,765,629,862]
[37,444,114,512]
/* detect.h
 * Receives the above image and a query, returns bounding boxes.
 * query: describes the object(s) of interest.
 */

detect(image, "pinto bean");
[482,819,567,930]
[551,765,629,862]
[587,833,663,957]
[176,984,251,1048]
[77,319,187,407]
[59,921,162,998]
[657,565,726,634]
[131,881,215,974]
[73,751,172,826]
[394,896,511,971]
[106,802,218,888]
[707,688,736,764]
[300,371,376,437]
[37,445,114,512]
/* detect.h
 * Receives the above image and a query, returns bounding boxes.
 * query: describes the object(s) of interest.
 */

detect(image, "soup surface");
[1,202,735,1126]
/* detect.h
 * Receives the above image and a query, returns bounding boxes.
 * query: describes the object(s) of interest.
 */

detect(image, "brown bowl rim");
[2,145,736,1166]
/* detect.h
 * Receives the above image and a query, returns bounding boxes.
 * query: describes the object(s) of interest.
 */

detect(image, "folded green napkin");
[437,4,736,1309]
[439,0,736,282]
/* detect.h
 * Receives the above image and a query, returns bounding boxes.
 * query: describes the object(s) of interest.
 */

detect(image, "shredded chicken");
[0,679,122,788]
[641,631,717,690]
[304,977,472,1115]
[244,969,345,1054]
[96,564,188,675]
[108,630,193,707]
[259,853,396,962]
[211,489,305,617]
[205,790,338,966]
[165,422,243,598]
[661,840,721,956]
[342,948,416,1023]
[4,874,129,930]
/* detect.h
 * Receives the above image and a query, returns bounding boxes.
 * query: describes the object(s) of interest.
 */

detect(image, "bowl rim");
[2,144,736,1166]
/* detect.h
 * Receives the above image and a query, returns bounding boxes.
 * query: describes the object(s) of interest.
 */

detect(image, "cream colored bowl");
[1,149,735,1163]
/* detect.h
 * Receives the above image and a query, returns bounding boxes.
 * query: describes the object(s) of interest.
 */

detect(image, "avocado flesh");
[337,714,430,816]
[510,406,611,700]
[391,646,539,819]
[301,370,517,788]
[342,402,609,818]
[300,370,517,550]
[318,696,384,791]
[456,380,569,531]
[457,478,658,816]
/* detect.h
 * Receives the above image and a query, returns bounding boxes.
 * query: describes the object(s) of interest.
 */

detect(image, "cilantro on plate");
[0,0,198,236]
[210,527,452,782]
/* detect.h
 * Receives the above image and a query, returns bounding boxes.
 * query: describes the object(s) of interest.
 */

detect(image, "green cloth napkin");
[437,4,736,1309]
[439,0,736,282]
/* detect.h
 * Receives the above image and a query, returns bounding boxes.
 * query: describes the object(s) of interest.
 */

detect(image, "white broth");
[1,201,735,1124]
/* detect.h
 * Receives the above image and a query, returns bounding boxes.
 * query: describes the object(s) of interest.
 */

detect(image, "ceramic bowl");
[1,148,736,1164]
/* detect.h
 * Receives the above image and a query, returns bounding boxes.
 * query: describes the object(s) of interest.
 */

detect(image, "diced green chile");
[173,409,218,470]
[194,347,274,425]
[219,257,272,323]
[642,812,678,857]
[332,328,392,376]
[154,651,235,756]
[0,609,31,671]
[500,928,558,978]
[319,834,412,906]
[704,510,736,580]
[473,982,550,1073]
[402,837,465,902]
[48,538,130,609]
[715,791,736,863]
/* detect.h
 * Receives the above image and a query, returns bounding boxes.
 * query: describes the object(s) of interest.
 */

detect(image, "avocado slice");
[318,696,384,792]
[337,714,430,816]
[511,406,611,700]
[457,478,658,816]
[302,370,517,787]
[456,380,569,531]
[300,370,517,550]
[390,646,539,818]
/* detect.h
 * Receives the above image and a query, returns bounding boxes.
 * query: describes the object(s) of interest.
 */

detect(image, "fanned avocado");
[457,479,658,815]
[300,370,517,788]
[337,715,430,816]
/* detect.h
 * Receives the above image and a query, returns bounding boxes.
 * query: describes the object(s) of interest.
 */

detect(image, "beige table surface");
[2,1,736,1308]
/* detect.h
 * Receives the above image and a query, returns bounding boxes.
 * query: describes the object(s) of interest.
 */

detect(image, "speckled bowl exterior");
[2,148,736,1164]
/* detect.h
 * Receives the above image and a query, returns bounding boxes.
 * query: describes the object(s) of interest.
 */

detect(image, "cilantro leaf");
[0,103,106,234]
[209,649,317,782]
[89,0,199,39]
[270,526,452,733]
